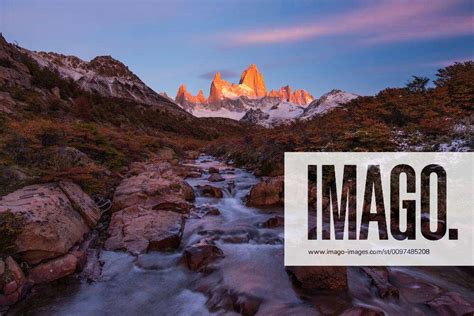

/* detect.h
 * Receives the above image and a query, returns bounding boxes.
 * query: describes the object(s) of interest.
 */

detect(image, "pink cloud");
[225,1,473,46]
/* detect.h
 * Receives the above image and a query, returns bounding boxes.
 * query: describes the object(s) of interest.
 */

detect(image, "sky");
[0,0,473,98]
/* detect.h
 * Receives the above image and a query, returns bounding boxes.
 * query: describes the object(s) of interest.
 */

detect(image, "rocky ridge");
[22,48,183,112]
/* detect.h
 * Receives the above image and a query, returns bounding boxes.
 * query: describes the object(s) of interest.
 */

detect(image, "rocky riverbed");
[1,154,473,315]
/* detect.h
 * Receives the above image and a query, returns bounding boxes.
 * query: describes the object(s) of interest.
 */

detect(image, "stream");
[8,155,474,315]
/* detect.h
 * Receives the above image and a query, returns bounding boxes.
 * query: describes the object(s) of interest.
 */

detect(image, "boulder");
[105,206,185,254]
[208,167,219,174]
[58,181,101,228]
[208,173,224,182]
[259,215,284,228]
[341,307,384,316]
[0,257,27,306]
[0,183,99,264]
[185,171,202,178]
[286,266,347,290]
[390,269,442,303]
[28,253,78,284]
[196,185,223,198]
[192,205,221,218]
[426,292,474,315]
[204,207,221,216]
[112,167,194,212]
[360,267,399,298]
[183,240,224,272]
[206,288,262,316]
[247,176,283,207]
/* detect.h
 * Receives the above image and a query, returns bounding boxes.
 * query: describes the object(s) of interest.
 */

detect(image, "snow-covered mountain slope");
[240,101,304,127]
[189,96,281,119]
[188,89,359,127]
[300,89,359,120]
[236,89,359,127]
[22,49,181,111]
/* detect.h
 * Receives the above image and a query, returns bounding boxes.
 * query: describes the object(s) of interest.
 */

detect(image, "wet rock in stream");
[105,159,195,255]
[207,173,224,182]
[246,176,283,207]
[195,184,223,198]
[105,206,185,254]
[183,239,224,272]
[360,267,399,298]
[286,266,348,290]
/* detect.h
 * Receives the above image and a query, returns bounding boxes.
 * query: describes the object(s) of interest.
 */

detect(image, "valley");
[0,33,473,315]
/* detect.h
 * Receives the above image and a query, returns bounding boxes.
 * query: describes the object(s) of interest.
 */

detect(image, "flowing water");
[9,155,474,315]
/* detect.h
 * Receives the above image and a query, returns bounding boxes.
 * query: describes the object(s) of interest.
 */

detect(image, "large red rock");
[286,266,348,290]
[341,307,384,316]
[196,185,223,198]
[426,292,474,315]
[105,206,185,254]
[183,240,224,272]
[208,173,224,182]
[246,176,283,207]
[112,164,194,212]
[0,182,99,264]
[28,253,78,284]
[106,161,195,254]
[360,267,399,298]
[58,181,101,228]
[0,257,27,306]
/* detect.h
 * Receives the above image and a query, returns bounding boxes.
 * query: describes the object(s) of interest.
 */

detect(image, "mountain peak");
[239,64,267,97]
[176,84,208,107]
[268,85,314,105]
[178,64,314,109]
[87,55,140,81]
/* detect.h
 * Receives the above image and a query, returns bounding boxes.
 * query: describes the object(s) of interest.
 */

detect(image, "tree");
[434,61,474,110]
[406,76,430,93]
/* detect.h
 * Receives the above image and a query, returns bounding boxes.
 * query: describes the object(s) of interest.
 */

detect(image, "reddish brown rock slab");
[389,269,442,303]
[183,240,224,272]
[208,173,224,182]
[148,195,193,214]
[112,168,194,212]
[204,207,221,216]
[286,266,348,290]
[185,171,202,178]
[341,307,384,316]
[360,267,399,298]
[0,257,27,306]
[3,281,17,296]
[259,215,284,228]
[28,253,78,284]
[105,206,184,254]
[206,287,262,316]
[426,292,474,315]
[0,184,90,264]
[196,185,223,198]
[58,181,101,228]
[208,167,219,174]
[246,176,283,207]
